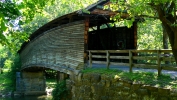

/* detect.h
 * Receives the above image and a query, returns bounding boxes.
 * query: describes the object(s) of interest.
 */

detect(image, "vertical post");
[89,51,92,68]
[60,72,65,81]
[157,50,161,76]
[84,18,89,67]
[129,50,133,73]
[56,71,60,83]
[133,22,138,49]
[106,51,110,69]
[16,72,21,91]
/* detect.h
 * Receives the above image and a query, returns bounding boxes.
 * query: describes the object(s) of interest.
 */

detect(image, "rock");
[158,88,170,96]
[91,73,101,83]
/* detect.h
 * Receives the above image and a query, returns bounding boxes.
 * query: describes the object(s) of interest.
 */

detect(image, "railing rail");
[88,50,177,75]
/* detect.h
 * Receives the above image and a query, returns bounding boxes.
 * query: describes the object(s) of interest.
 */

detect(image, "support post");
[57,71,60,83]
[84,18,89,68]
[106,51,110,69]
[60,72,65,81]
[157,50,162,76]
[89,51,92,68]
[129,50,133,73]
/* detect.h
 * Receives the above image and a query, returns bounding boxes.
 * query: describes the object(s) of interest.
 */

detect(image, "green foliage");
[138,18,164,49]
[82,68,177,89]
[0,55,21,91]
[22,0,97,35]
[52,80,69,100]
[0,0,54,48]
[0,69,14,91]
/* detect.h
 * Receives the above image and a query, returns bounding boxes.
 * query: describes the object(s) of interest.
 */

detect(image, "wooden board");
[20,21,85,70]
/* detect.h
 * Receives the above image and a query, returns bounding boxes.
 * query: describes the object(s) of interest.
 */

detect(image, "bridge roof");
[18,0,126,53]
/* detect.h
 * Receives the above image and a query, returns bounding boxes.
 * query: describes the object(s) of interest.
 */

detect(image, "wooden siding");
[20,21,85,71]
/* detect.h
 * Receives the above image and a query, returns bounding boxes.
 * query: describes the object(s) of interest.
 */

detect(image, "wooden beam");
[84,17,89,66]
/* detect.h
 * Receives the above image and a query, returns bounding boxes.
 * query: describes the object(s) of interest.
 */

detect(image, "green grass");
[82,68,177,89]
[0,69,14,92]
[46,78,57,89]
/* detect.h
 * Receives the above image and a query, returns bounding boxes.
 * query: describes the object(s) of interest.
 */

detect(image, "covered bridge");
[17,0,137,95]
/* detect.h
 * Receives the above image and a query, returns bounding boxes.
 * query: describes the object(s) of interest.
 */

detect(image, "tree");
[137,18,164,50]
[110,0,177,63]
[22,0,97,35]
[0,0,53,47]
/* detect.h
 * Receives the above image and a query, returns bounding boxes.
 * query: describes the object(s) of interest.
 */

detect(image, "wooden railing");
[88,50,177,75]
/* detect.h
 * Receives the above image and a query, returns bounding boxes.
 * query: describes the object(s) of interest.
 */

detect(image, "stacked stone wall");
[68,73,177,100]
[16,71,46,95]
[22,72,45,91]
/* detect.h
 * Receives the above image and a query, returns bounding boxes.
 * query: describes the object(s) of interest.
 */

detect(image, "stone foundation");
[69,73,177,100]
[16,71,46,95]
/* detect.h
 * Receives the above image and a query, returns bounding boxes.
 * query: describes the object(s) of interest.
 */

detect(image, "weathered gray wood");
[133,64,158,69]
[129,50,133,73]
[87,50,174,72]
[157,50,162,76]
[161,66,177,71]
[110,62,129,66]
[89,51,92,68]
[20,21,85,71]
[92,55,106,58]
[132,56,157,60]
[110,56,129,59]
[106,51,110,69]
[92,61,107,64]
[161,57,175,62]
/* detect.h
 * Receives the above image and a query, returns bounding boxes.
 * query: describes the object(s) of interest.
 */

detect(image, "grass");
[0,69,14,92]
[82,68,177,89]
[46,78,57,89]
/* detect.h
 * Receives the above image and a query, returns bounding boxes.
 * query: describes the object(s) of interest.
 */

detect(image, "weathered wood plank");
[133,64,158,69]
[110,56,129,59]
[132,56,157,60]
[92,55,106,58]
[161,66,177,71]
[110,62,129,66]
[92,61,107,64]
[129,50,133,73]
[20,21,85,70]
[161,57,175,62]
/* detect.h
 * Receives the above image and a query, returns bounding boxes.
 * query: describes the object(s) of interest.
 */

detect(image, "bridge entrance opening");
[87,22,137,63]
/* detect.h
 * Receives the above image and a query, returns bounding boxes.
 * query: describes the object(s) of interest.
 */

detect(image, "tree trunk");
[172,31,177,64]
[162,25,168,49]
[162,23,177,64]
[156,4,177,64]
[162,25,169,64]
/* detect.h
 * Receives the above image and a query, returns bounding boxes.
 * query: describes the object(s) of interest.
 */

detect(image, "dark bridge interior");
[88,26,136,50]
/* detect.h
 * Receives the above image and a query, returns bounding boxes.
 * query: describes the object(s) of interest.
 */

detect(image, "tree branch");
[156,4,176,32]
[137,15,158,19]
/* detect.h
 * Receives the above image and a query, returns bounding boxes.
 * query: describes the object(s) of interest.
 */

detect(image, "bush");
[52,80,69,100]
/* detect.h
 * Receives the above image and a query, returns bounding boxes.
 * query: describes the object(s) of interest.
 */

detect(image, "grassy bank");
[82,68,177,89]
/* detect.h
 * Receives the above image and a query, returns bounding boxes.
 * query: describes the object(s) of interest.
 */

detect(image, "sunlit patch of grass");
[82,68,177,89]
[46,78,56,89]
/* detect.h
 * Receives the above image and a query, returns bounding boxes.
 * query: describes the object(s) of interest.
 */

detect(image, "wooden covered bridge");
[17,0,176,95]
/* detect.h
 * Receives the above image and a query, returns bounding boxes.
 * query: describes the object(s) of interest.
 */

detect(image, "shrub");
[52,80,69,100]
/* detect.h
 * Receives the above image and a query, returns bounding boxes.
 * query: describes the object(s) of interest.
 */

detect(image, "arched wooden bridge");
[17,0,138,95]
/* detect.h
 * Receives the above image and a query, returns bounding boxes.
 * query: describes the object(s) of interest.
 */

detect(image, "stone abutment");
[67,73,177,100]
